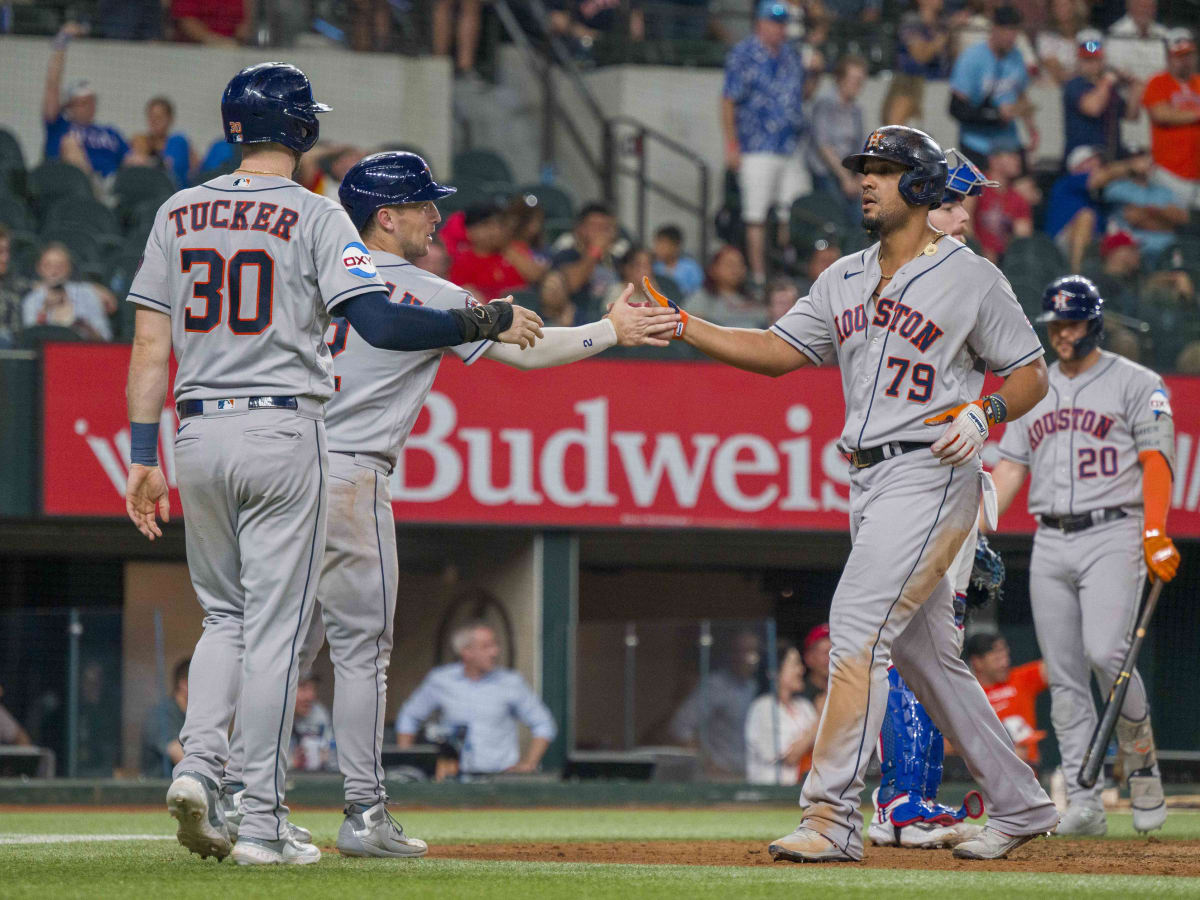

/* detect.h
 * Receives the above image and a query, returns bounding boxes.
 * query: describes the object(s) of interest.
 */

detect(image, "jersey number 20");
[182,248,274,335]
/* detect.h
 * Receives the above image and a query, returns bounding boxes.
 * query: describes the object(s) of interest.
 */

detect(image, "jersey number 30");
[182,248,274,335]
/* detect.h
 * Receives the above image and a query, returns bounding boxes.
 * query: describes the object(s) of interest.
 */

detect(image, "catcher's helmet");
[221,62,330,154]
[339,151,457,231]
[842,126,949,209]
[1039,275,1105,357]
[942,149,999,203]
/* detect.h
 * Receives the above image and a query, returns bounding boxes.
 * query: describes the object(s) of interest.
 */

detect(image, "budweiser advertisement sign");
[40,343,1200,535]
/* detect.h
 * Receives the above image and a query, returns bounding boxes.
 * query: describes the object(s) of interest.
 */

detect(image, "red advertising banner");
[40,342,1200,535]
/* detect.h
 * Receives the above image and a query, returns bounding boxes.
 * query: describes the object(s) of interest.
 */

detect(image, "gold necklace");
[880,228,946,278]
[234,167,284,177]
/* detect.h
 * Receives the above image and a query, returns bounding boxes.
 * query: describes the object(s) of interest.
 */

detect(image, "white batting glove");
[929,402,988,467]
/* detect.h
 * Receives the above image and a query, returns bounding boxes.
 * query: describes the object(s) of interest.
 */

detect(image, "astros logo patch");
[866,130,885,150]
[341,242,377,278]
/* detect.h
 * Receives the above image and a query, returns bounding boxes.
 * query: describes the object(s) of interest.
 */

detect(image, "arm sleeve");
[1142,450,1172,533]
[483,319,617,370]
[337,290,468,351]
[509,676,558,741]
[997,419,1031,464]
[967,274,1045,376]
[127,208,172,313]
[769,283,835,365]
[396,674,441,734]
[311,205,388,312]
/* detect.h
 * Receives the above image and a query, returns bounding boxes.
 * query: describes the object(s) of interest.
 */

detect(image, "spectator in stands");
[0,226,30,349]
[538,269,577,326]
[1090,229,1143,313]
[670,630,762,779]
[0,684,32,747]
[605,245,654,307]
[949,6,1038,168]
[965,632,1048,766]
[550,0,647,58]
[652,225,704,295]
[1142,29,1200,209]
[171,0,250,45]
[291,674,336,772]
[550,202,621,323]
[1107,0,1169,84]
[348,0,393,53]
[415,239,452,280]
[126,96,193,188]
[140,657,188,777]
[1046,146,1140,270]
[94,0,164,40]
[1063,31,1140,163]
[76,660,119,777]
[794,236,842,294]
[433,0,484,78]
[1104,151,1189,264]
[800,622,831,711]
[397,622,557,773]
[744,643,819,784]
[447,201,529,301]
[825,0,881,23]
[42,25,129,181]
[1037,0,1088,83]
[21,244,112,341]
[810,55,868,219]
[505,193,551,278]
[722,2,809,290]
[686,244,767,328]
[975,150,1034,262]
[883,0,954,126]
[767,276,801,323]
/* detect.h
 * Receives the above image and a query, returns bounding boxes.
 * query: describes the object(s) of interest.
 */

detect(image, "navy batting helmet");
[1039,275,1105,358]
[221,62,330,154]
[843,126,949,209]
[339,151,457,231]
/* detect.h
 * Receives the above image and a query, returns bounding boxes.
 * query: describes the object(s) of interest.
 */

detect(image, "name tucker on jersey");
[1028,408,1115,450]
[833,297,945,353]
[165,200,298,241]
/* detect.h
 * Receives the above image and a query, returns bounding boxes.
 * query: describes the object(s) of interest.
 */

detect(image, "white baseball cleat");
[1055,804,1107,836]
[166,771,231,861]
[768,826,857,862]
[868,790,962,849]
[337,801,428,858]
[952,825,1049,860]
[222,785,313,844]
[1129,769,1167,833]
[231,835,322,866]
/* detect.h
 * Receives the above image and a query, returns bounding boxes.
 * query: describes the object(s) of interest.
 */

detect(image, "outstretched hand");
[606,282,680,347]
[126,464,170,540]
[640,277,688,339]
[495,297,545,349]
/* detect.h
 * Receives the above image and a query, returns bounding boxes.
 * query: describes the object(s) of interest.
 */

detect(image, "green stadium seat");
[43,197,120,236]
[40,225,101,267]
[0,195,35,232]
[113,167,175,225]
[0,127,27,197]
[27,161,94,212]
[7,229,40,278]
[452,149,514,187]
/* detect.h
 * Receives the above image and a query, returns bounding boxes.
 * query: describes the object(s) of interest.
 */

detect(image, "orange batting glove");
[642,276,688,339]
[1143,530,1180,583]
[924,394,1007,428]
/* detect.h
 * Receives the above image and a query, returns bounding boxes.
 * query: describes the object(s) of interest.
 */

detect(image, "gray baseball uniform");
[770,237,1057,858]
[128,172,387,841]
[998,351,1173,808]
[224,252,486,806]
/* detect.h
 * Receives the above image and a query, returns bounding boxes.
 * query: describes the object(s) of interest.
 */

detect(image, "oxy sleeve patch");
[1149,388,1172,418]
[341,242,377,278]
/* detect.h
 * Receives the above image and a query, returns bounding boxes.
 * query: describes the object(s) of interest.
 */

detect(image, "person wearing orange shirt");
[965,632,1048,765]
[1142,28,1200,208]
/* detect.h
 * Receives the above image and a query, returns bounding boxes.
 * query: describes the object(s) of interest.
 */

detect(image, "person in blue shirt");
[396,622,557,774]
[127,96,194,187]
[721,1,808,289]
[1102,151,1189,264]
[652,224,704,295]
[1062,30,1139,164]
[41,26,129,180]
[1044,145,1131,269]
[948,6,1037,167]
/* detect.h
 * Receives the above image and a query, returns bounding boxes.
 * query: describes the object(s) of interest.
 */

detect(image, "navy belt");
[176,396,298,419]
[847,441,932,470]
[1040,507,1127,534]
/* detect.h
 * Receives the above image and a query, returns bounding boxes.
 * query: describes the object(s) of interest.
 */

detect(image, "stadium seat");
[113,167,175,219]
[0,195,35,233]
[27,161,94,212]
[40,225,101,267]
[452,149,514,187]
[43,197,120,236]
[15,325,83,348]
[518,183,575,222]
[6,229,40,278]
[1002,235,1066,316]
[0,127,26,197]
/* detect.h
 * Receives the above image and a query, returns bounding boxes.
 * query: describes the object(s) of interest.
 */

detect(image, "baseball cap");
[1066,145,1101,172]
[802,623,830,653]
[756,0,790,22]
[1076,29,1104,57]
[992,5,1021,26]
[1100,230,1138,257]
[64,79,95,102]
[1167,27,1196,55]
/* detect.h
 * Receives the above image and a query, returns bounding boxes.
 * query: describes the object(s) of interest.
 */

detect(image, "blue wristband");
[130,421,160,467]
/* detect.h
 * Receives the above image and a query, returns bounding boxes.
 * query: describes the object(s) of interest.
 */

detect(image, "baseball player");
[123,63,541,866]
[992,275,1178,836]
[219,151,679,857]
[646,126,1059,862]
[868,150,1002,850]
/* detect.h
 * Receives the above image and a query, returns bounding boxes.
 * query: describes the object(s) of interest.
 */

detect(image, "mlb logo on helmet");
[341,241,377,278]
[229,121,242,142]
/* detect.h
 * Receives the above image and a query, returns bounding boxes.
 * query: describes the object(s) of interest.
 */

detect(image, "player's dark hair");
[655,224,684,245]
[173,657,191,688]
[964,631,1003,660]
[576,201,613,224]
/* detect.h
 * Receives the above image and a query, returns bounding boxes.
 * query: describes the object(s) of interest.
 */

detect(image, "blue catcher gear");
[941,149,999,202]
[221,62,331,154]
[1039,275,1105,358]
[842,126,949,209]
[338,151,457,231]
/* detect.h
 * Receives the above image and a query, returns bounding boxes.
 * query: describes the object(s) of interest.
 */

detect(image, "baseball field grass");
[3,807,1199,898]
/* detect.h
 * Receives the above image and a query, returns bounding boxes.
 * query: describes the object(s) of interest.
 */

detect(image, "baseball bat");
[1077,579,1164,789]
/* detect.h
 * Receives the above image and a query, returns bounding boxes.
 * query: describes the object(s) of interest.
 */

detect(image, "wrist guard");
[451,300,514,342]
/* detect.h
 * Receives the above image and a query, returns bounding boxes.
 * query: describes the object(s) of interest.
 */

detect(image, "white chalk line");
[0,833,173,845]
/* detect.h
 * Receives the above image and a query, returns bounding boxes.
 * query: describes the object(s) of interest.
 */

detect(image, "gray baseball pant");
[1029,515,1150,810]
[799,451,1057,858]
[172,403,327,842]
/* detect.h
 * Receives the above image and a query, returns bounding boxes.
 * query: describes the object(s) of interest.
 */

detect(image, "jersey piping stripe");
[376,263,414,269]
[1065,356,1117,515]
[271,420,324,839]
[770,323,823,364]
[370,470,388,799]
[129,292,169,311]
[856,245,964,450]
[200,183,302,193]
[833,465,956,854]
[462,340,490,365]
[992,345,1043,377]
